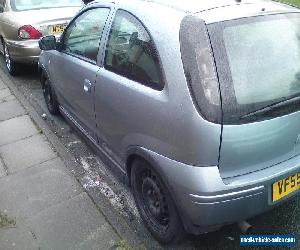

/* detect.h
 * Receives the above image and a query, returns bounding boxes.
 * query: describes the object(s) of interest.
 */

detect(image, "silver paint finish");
[146,148,300,231]
[198,1,299,23]
[94,2,221,167]
[219,112,300,178]
[50,50,99,140]
[39,0,300,235]
[189,185,265,201]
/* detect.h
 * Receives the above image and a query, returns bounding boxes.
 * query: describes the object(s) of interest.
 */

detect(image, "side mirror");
[39,35,56,51]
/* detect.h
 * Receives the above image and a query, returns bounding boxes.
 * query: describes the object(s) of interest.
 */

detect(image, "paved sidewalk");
[0,79,121,249]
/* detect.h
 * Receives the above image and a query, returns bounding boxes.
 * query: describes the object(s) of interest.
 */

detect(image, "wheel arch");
[38,64,50,88]
[125,147,180,212]
[125,147,164,187]
[125,146,189,234]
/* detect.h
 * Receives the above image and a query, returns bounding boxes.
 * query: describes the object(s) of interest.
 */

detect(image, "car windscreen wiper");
[240,95,300,120]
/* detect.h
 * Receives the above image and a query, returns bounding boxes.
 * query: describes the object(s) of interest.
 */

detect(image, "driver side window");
[62,7,110,62]
[104,10,164,90]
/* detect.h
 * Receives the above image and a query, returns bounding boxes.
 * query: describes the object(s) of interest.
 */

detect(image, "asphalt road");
[1,57,299,250]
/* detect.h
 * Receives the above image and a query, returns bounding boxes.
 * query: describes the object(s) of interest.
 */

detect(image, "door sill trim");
[59,105,126,175]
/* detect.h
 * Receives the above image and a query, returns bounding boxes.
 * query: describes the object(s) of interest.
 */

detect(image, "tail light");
[18,25,42,39]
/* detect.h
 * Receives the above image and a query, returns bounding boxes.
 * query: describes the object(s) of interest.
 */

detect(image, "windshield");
[208,13,300,124]
[11,0,82,11]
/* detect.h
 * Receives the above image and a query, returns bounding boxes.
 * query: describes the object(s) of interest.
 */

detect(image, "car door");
[94,10,165,166]
[49,7,111,140]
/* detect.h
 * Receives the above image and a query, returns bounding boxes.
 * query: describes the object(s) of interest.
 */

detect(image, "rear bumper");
[6,39,41,64]
[146,149,300,235]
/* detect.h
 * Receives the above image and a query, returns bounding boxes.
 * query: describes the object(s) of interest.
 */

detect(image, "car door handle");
[83,79,92,93]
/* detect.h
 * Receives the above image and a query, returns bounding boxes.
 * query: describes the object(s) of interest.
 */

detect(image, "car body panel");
[220,112,300,179]
[197,1,299,23]
[49,51,99,140]
[5,39,40,63]
[133,147,300,234]
[93,2,221,167]
[135,0,276,15]
[7,7,81,26]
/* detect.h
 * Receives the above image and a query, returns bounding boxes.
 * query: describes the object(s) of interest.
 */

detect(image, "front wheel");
[42,78,59,115]
[131,158,186,244]
[3,42,19,76]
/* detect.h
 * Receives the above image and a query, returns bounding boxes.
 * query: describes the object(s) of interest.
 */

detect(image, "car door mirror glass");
[39,36,57,51]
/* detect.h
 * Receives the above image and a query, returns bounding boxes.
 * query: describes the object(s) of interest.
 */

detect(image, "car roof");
[140,0,273,13]
[90,0,300,23]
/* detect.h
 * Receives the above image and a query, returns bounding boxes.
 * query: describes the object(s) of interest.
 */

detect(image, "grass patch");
[278,0,300,6]
[116,240,132,250]
[0,212,16,228]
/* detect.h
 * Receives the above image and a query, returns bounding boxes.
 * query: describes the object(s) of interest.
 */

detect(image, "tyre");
[3,42,20,76]
[131,158,186,244]
[42,77,59,115]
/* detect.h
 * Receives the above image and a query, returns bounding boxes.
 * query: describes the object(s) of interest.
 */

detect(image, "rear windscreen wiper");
[240,95,300,120]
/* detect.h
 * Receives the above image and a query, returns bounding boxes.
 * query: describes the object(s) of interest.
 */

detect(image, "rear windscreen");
[208,13,300,124]
[11,0,82,11]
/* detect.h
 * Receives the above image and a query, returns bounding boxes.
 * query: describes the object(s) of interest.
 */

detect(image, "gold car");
[0,0,82,75]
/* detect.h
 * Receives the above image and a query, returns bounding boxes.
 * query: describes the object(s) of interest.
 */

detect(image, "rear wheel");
[42,77,59,115]
[3,42,19,76]
[131,158,186,244]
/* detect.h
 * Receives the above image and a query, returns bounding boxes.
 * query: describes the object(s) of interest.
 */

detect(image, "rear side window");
[104,10,164,90]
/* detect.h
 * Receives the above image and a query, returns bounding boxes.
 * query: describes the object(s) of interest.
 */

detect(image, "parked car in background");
[0,0,82,75]
[38,0,300,244]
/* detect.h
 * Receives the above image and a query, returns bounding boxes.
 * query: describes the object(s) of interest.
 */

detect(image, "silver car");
[0,0,82,75]
[38,0,300,243]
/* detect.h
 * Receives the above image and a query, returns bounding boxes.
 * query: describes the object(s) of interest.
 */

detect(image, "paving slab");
[0,100,26,121]
[0,159,6,178]
[0,223,39,250]
[0,88,11,100]
[27,192,119,250]
[0,94,15,103]
[0,79,5,90]
[0,115,39,146]
[0,134,57,173]
[0,158,82,219]
[0,75,123,250]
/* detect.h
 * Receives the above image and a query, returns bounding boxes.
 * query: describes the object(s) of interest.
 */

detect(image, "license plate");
[272,173,300,202]
[49,24,65,35]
